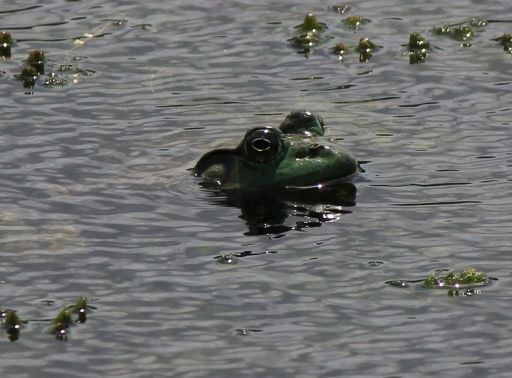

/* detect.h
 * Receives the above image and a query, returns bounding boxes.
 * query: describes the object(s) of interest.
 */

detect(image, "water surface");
[1,0,512,377]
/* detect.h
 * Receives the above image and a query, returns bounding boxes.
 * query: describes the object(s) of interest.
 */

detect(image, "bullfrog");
[193,110,358,191]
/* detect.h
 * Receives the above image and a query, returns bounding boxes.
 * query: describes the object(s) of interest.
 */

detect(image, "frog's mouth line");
[282,171,360,190]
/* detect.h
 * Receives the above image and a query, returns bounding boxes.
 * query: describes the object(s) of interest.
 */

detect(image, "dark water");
[1,0,512,376]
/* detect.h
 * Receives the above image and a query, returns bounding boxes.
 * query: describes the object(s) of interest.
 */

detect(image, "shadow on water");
[202,181,357,236]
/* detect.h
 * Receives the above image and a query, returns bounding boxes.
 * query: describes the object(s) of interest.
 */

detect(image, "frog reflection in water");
[193,111,359,235]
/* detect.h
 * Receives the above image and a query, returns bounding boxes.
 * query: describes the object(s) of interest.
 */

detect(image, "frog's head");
[193,111,358,191]
[278,110,325,136]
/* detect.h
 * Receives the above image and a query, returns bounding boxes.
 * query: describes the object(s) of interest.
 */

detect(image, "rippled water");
[1,0,512,376]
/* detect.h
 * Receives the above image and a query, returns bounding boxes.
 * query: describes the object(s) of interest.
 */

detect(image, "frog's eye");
[243,127,283,163]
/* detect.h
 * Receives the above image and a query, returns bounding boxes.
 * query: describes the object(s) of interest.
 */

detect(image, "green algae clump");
[356,37,377,62]
[296,13,327,33]
[27,50,46,74]
[423,268,488,289]
[492,33,512,53]
[406,32,431,64]
[18,66,39,90]
[343,16,370,30]
[71,296,89,323]
[408,32,431,51]
[49,307,73,341]
[2,309,21,342]
[332,42,349,61]
[388,268,492,297]
[0,31,13,58]
[452,25,474,43]
[434,18,487,47]
[289,30,321,49]
[289,13,328,56]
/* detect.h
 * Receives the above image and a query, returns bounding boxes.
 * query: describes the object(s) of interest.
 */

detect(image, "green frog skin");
[193,110,358,191]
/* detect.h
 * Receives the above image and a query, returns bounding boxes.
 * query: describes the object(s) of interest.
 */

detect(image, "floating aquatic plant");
[1,309,22,342]
[406,32,431,64]
[387,268,492,297]
[1,296,93,342]
[331,38,380,63]
[18,66,39,90]
[0,31,13,59]
[407,32,431,51]
[434,18,487,47]
[27,50,46,75]
[71,296,89,324]
[288,13,329,57]
[296,13,327,33]
[332,42,348,61]
[343,16,370,30]
[492,33,512,53]
[288,30,322,49]
[423,268,488,289]
[0,31,13,58]
[49,307,73,341]
[356,37,378,62]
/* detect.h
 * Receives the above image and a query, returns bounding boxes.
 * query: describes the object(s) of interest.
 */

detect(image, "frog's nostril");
[309,143,325,155]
